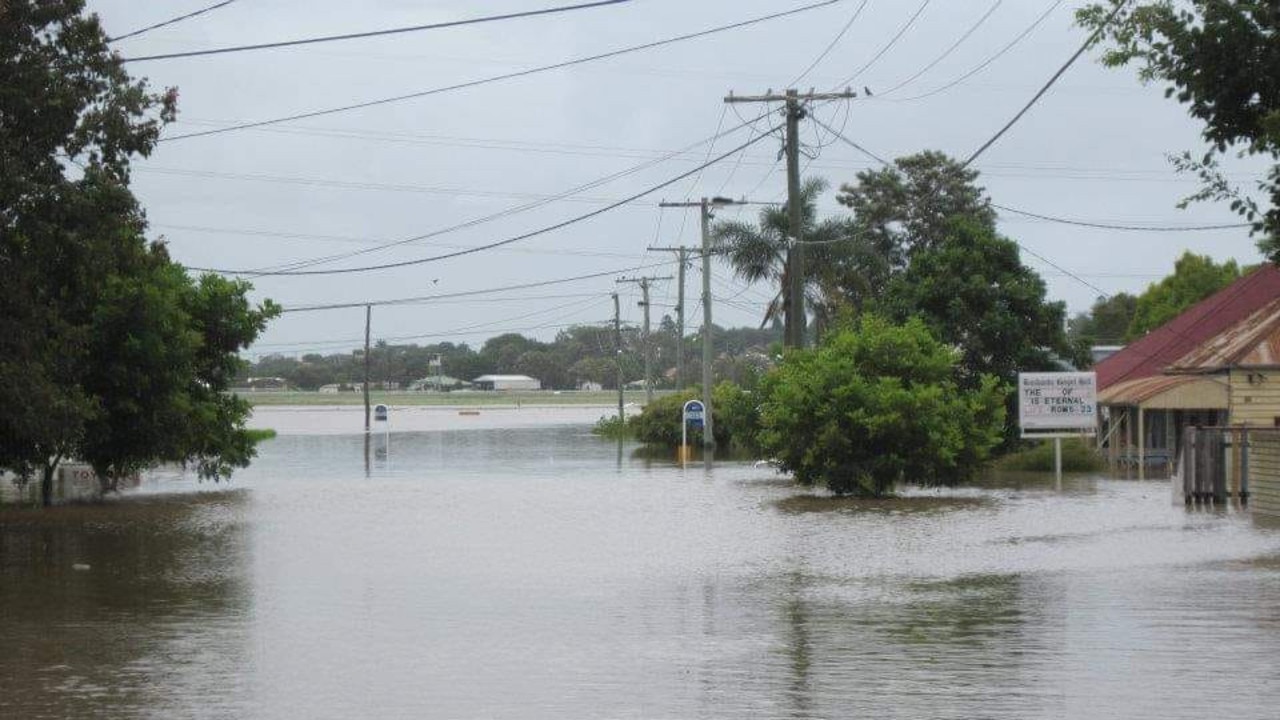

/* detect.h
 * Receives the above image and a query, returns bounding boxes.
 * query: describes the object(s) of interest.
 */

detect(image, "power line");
[789,0,870,87]
[190,126,779,276]
[122,1,631,62]
[809,112,1241,234]
[236,110,772,275]
[276,259,681,314]
[159,0,844,142]
[258,293,609,350]
[153,120,1266,183]
[962,0,1130,167]
[833,0,934,88]
[163,224,647,260]
[991,204,1252,232]
[877,0,1004,96]
[108,1,237,42]
[888,0,1064,102]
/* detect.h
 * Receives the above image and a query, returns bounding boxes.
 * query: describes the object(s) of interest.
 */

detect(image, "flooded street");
[4,408,1280,719]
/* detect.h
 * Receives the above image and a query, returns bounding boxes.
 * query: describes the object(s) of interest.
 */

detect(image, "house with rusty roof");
[1096,264,1280,475]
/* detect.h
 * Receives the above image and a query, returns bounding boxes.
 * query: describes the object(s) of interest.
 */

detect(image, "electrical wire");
[962,0,1130,167]
[889,0,1064,102]
[877,0,1004,96]
[122,1,631,62]
[832,0,934,88]
[237,110,773,275]
[809,113,1241,234]
[990,204,1252,232]
[188,125,779,277]
[258,293,609,350]
[108,1,237,42]
[159,0,844,142]
[276,258,683,313]
[789,0,870,87]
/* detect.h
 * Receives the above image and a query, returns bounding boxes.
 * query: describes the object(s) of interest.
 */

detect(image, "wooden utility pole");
[724,87,856,347]
[612,292,624,424]
[618,275,673,405]
[659,197,751,447]
[363,304,372,433]
[648,245,689,389]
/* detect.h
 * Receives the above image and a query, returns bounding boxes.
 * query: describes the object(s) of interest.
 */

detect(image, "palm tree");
[711,177,883,342]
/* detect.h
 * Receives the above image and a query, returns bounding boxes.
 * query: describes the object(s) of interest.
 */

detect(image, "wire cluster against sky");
[97,0,1263,351]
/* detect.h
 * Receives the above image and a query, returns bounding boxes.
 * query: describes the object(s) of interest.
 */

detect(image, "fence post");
[1241,430,1251,504]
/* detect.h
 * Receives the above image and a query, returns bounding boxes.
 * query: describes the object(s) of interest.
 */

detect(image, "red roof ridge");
[1095,263,1280,390]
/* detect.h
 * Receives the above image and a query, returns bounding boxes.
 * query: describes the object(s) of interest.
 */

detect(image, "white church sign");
[1018,372,1097,435]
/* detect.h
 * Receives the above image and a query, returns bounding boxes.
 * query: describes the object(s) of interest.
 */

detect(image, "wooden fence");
[1175,427,1280,516]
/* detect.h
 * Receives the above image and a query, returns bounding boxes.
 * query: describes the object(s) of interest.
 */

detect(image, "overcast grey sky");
[89,0,1267,356]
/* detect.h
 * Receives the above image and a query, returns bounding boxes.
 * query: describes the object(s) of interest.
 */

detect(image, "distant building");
[409,375,470,391]
[578,381,604,391]
[234,376,288,392]
[1091,345,1124,365]
[472,374,541,391]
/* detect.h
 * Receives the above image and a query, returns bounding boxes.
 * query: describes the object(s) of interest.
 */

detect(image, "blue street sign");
[683,400,705,429]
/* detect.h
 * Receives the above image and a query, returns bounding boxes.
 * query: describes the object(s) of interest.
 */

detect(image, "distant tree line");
[241,324,783,391]
[1067,252,1244,347]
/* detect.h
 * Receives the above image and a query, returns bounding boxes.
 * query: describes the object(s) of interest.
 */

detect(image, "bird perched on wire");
[864,86,873,97]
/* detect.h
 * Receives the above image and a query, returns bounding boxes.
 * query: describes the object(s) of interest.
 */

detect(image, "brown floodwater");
[3,406,1280,719]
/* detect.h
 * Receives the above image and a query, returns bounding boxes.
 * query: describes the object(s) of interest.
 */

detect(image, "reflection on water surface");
[4,409,1280,719]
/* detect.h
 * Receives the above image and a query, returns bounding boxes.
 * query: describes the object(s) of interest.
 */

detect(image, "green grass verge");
[993,438,1103,473]
[245,428,278,442]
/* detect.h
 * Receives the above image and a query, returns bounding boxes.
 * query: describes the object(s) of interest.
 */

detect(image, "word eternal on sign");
[1018,372,1097,433]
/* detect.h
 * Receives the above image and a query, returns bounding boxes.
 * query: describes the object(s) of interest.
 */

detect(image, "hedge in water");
[756,315,1006,497]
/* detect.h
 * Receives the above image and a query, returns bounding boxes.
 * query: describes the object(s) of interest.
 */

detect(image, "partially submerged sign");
[683,400,705,429]
[1018,372,1097,435]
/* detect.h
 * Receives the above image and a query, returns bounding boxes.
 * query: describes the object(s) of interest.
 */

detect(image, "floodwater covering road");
[3,406,1280,719]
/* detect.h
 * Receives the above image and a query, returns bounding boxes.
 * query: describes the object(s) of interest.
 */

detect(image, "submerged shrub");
[757,315,1006,497]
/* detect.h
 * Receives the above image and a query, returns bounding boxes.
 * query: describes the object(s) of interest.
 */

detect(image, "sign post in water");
[681,400,705,466]
[1018,372,1098,483]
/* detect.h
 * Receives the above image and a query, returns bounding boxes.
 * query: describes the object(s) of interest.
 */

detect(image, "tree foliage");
[0,1,277,503]
[1068,293,1139,349]
[711,177,881,338]
[1078,1,1280,257]
[881,220,1080,385]
[836,150,997,268]
[1125,252,1240,339]
[878,220,1079,448]
[628,383,759,451]
[757,316,1006,497]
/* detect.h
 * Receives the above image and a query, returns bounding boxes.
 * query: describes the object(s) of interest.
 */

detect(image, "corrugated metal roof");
[1169,297,1280,370]
[1095,264,1280,390]
[1097,374,1228,409]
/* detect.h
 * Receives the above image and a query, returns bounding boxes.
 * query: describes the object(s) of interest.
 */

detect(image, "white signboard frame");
[1018,372,1098,438]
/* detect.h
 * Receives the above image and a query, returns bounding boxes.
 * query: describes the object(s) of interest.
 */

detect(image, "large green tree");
[1,1,277,504]
[1079,1,1280,257]
[836,151,997,268]
[757,315,1006,497]
[1125,251,1240,339]
[880,220,1081,447]
[1068,293,1139,349]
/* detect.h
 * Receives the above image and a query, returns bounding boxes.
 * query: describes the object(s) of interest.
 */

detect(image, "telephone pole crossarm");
[649,245,691,389]
[656,196,754,448]
[720,87,856,348]
[723,89,857,104]
[618,275,674,405]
